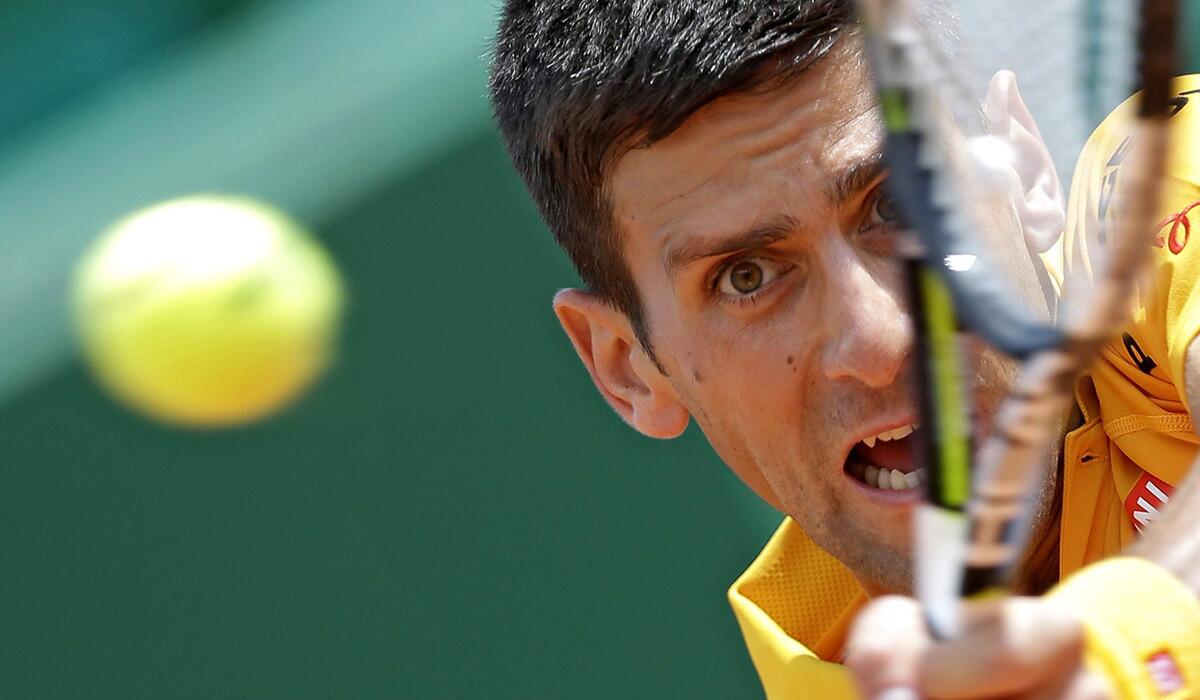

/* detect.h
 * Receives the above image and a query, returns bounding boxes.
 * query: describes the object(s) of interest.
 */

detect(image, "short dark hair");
[489,1,854,363]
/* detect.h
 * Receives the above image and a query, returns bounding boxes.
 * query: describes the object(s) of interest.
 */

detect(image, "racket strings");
[858,0,1179,639]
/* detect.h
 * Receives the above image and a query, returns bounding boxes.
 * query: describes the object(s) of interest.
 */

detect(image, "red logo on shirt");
[1152,199,1200,254]
[1124,473,1175,533]
[1145,650,1185,695]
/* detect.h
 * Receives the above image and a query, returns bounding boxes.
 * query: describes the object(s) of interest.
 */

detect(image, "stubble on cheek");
[755,368,845,505]
[969,340,1020,438]
[753,384,917,583]
[670,339,840,515]
[701,339,1033,595]
[668,318,921,590]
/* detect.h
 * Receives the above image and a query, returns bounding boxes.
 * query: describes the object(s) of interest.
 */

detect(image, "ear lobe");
[981,70,1065,253]
[553,289,689,439]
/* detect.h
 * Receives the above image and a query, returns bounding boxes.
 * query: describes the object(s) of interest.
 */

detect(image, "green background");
[0,2,776,696]
[2,1,1198,697]
[1,130,772,697]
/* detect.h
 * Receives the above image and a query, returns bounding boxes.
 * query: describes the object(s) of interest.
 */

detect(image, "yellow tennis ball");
[72,195,344,428]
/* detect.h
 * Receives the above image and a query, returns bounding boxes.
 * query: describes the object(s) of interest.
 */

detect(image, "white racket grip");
[916,503,968,638]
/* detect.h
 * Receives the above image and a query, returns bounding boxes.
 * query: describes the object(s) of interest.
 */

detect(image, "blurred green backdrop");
[2,1,1199,698]
[0,1,775,697]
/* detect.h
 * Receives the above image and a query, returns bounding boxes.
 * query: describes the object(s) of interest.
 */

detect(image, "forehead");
[608,48,879,252]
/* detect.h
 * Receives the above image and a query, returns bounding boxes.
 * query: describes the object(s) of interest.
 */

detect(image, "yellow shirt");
[729,75,1200,699]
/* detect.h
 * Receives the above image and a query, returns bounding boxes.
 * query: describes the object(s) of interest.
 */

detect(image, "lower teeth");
[849,461,926,491]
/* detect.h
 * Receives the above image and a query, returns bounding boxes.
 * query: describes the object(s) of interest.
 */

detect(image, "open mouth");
[844,423,926,491]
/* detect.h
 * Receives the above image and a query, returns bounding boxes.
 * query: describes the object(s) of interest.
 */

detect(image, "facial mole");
[786,356,794,365]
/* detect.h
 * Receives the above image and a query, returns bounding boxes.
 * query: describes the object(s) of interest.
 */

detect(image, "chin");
[838,544,916,595]
[857,558,916,596]
[794,507,917,595]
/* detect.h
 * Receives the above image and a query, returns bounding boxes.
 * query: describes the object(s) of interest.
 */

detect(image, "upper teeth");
[861,423,918,448]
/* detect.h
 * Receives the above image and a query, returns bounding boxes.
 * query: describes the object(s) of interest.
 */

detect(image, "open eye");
[857,186,905,258]
[727,260,763,293]
[863,187,902,230]
[715,257,790,299]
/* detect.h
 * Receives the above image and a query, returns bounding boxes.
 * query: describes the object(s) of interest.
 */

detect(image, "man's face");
[606,46,1037,593]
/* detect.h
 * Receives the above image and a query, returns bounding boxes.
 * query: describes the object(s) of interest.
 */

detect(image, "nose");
[819,252,912,388]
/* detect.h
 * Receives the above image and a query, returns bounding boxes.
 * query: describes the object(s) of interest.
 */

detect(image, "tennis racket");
[855,0,1179,637]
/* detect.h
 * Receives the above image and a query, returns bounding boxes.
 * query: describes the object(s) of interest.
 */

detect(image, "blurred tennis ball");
[72,195,344,428]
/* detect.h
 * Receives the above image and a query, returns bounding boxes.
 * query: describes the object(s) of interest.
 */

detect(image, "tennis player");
[488,2,1200,697]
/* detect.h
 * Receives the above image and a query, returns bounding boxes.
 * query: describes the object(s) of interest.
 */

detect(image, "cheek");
[686,301,843,435]
[687,353,843,489]
[651,278,850,500]
[857,248,907,304]
[672,340,797,437]
[681,347,797,431]
[669,303,797,384]
[970,341,1019,424]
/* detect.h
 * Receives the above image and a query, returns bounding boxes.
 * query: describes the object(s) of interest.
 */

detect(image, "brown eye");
[728,261,764,293]
[714,257,792,302]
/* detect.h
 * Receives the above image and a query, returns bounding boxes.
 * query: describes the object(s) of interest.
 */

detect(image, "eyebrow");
[663,220,796,278]
[825,148,887,204]
[662,148,888,279]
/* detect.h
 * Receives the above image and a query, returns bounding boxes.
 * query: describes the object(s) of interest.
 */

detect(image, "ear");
[553,288,690,439]
[980,70,1065,253]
